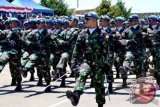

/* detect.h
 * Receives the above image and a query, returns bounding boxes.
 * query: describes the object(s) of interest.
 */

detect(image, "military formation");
[0,11,160,107]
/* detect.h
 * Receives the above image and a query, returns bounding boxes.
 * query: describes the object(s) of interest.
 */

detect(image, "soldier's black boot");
[116,67,120,78]
[122,78,127,88]
[60,77,66,87]
[14,82,22,91]
[98,103,103,107]
[37,77,43,86]
[29,73,35,81]
[90,79,94,87]
[11,78,16,86]
[44,82,51,92]
[108,82,113,93]
[21,68,28,78]
[66,90,82,106]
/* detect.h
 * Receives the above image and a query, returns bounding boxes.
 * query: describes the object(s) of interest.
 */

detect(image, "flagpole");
[77,0,79,8]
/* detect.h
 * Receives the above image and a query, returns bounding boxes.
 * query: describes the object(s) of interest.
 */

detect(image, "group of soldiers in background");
[0,11,160,107]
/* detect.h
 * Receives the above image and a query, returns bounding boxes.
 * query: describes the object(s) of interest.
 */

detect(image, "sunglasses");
[85,18,91,20]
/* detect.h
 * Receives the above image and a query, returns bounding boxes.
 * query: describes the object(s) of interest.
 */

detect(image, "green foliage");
[7,0,14,2]
[96,0,131,18]
[96,0,111,16]
[41,0,69,16]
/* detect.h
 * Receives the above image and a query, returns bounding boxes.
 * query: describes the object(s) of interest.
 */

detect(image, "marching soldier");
[144,15,160,86]
[113,16,126,79]
[21,19,38,81]
[119,14,145,87]
[7,18,23,91]
[66,12,112,107]
[54,16,80,87]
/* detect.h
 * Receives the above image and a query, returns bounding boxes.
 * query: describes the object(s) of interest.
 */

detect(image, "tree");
[96,0,131,18]
[41,0,69,16]
[7,0,14,2]
[96,0,111,16]
[113,2,132,18]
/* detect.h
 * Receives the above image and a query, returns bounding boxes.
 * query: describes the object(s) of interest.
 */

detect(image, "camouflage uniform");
[144,24,160,86]
[7,27,23,91]
[111,17,126,79]
[120,24,145,87]
[67,27,111,106]
[0,30,10,73]
[55,27,81,86]
[20,29,39,76]
[35,28,51,86]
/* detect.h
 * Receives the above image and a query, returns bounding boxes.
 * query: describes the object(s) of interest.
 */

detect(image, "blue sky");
[33,0,160,13]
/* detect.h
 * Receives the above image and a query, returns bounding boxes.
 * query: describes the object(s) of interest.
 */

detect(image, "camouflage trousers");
[152,50,160,86]
[9,53,22,84]
[54,52,70,76]
[114,52,125,74]
[36,53,51,85]
[21,51,38,70]
[0,51,10,72]
[121,51,144,79]
[74,62,106,104]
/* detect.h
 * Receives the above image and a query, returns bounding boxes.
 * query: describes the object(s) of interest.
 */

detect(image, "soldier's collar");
[117,26,123,31]
[152,24,158,30]
[11,27,20,31]
[132,24,139,29]
[102,26,109,31]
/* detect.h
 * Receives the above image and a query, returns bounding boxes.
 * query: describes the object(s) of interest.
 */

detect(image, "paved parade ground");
[0,64,160,107]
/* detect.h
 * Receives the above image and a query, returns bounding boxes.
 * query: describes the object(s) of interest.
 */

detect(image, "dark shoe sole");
[37,81,43,86]
[14,86,22,92]
[44,85,51,92]
[66,91,78,106]
[21,71,27,78]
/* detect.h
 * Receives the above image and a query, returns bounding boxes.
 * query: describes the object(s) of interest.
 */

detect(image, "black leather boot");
[116,67,120,78]
[11,78,16,86]
[122,78,127,88]
[37,78,43,86]
[29,73,35,81]
[60,77,66,87]
[66,90,82,106]
[108,82,113,93]
[21,68,28,78]
[98,103,103,107]
[14,82,22,91]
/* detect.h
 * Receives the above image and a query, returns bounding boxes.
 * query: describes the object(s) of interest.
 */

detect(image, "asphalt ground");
[0,64,159,107]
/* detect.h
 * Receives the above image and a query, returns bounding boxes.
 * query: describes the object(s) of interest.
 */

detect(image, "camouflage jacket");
[71,27,111,67]
[58,27,81,53]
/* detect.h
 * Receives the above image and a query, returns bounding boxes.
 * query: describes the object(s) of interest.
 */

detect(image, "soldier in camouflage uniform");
[98,15,114,91]
[0,30,12,82]
[20,21,39,79]
[21,18,51,89]
[119,14,146,87]
[54,16,80,87]
[144,15,160,86]
[66,12,112,107]
[50,19,64,80]
[36,18,51,90]
[112,17,126,79]
[0,19,15,85]
[21,19,37,81]
[7,18,23,91]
